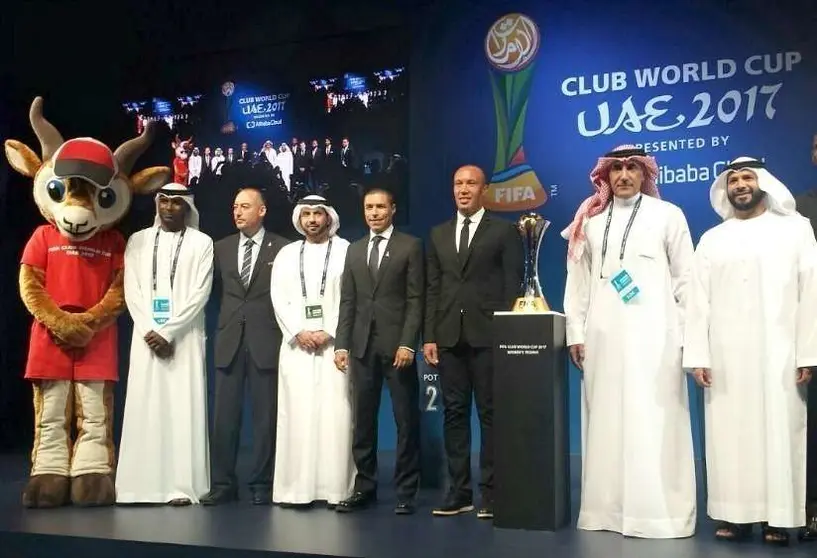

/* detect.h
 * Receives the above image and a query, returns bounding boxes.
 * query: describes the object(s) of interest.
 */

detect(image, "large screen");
[117,34,409,241]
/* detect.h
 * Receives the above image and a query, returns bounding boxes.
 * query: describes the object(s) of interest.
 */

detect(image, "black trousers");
[808,378,817,514]
[351,332,421,500]
[438,341,494,504]
[210,334,278,494]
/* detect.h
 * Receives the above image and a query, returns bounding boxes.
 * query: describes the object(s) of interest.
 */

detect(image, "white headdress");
[153,182,200,229]
[291,194,340,237]
[710,157,795,220]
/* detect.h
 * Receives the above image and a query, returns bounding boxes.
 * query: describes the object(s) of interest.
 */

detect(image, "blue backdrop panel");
[403,0,817,471]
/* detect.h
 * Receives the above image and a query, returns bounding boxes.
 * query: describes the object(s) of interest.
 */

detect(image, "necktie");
[369,235,383,281]
[458,217,471,261]
[240,239,254,287]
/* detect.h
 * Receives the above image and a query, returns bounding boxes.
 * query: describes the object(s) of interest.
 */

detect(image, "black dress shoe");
[799,516,817,542]
[432,496,474,516]
[252,491,271,505]
[395,501,415,515]
[200,488,237,506]
[336,491,376,512]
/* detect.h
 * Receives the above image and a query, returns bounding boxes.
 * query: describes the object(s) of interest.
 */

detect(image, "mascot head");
[4,97,172,242]
[172,134,193,161]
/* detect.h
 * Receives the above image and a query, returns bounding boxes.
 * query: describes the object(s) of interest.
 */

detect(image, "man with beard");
[795,134,817,542]
[116,183,214,505]
[562,145,696,538]
[684,157,817,545]
[269,195,355,508]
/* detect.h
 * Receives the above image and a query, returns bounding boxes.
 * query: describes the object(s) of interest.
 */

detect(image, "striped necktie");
[240,239,254,287]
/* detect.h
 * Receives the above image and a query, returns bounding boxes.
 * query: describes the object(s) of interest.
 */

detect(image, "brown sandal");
[761,523,789,546]
[714,521,751,542]
[167,498,191,506]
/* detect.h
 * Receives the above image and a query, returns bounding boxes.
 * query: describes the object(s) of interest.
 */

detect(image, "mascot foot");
[22,474,70,508]
[71,473,116,507]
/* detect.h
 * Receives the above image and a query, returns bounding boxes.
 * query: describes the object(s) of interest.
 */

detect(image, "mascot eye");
[46,179,66,202]
[98,189,117,209]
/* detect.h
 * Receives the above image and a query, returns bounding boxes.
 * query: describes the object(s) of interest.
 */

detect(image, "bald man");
[204,188,289,506]
[423,165,524,519]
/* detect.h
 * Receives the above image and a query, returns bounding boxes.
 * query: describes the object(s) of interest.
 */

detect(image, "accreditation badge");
[304,300,324,330]
[610,268,640,303]
[152,296,172,325]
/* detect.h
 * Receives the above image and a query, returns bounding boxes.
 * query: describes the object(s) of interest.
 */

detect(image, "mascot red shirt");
[21,224,124,381]
[4,97,171,510]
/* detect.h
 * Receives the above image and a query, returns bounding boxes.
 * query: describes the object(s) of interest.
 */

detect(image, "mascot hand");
[52,313,95,348]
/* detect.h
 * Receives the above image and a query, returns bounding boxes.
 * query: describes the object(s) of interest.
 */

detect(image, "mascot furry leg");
[4,97,171,508]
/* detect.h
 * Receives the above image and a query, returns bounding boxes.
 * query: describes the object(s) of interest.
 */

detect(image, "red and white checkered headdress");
[561,145,660,262]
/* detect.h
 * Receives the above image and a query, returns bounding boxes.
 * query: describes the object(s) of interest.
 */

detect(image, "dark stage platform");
[0,453,813,558]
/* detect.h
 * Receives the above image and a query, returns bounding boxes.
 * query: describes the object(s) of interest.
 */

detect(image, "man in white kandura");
[116,183,214,505]
[270,194,355,508]
[562,145,697,538]
[683,157,817,546]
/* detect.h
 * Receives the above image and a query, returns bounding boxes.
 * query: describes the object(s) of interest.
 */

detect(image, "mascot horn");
[4,96,172,508]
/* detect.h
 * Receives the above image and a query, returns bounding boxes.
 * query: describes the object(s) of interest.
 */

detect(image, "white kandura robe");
[270,237,356,505]
[116,226,214,504]
[564,193,697,538]
[277,150,294,190]
[683,211,817,528]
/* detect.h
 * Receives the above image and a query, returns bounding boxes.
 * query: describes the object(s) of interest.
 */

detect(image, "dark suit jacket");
[424,212,523,348]
[212,230,288,369]
[796,188,817,238]
[336,229,424,359]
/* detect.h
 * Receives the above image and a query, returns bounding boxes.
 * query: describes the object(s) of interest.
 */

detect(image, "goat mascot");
[171,134,192,185]
[4,97,172,508]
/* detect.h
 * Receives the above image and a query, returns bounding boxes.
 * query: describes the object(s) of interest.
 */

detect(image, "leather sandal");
[761,522,789,546]
[714,521,752,542]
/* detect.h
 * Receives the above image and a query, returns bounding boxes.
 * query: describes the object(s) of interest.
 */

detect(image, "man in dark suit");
[334,187,423,514]
[202,187,288,505]
[795,133,817,542]
[423,165,523,520]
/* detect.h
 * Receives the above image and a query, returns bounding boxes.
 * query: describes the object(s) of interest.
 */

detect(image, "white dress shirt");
[237,226,266,280]
[367,224,393,267]
[455,206,485,251]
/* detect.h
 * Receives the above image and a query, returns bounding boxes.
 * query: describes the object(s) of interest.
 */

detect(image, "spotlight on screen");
[373,67,405,82]
[309,78,338,91]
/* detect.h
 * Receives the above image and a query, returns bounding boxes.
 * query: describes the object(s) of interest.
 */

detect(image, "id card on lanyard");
[300,238,333,330]
[600,196,642,303]
[152,228,186,324]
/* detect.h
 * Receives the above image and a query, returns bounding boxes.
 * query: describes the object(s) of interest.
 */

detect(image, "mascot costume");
[4,97,172,508]
[171,134,193,185]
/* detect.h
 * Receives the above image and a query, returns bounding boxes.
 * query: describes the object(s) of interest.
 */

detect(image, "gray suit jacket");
[336,230,424,359]
[212,231,288,369]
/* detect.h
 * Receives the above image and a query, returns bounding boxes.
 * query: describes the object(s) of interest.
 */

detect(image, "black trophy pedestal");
[491,311,569,531]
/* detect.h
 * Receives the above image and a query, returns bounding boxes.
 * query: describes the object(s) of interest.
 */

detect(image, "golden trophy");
[512,212,550,312]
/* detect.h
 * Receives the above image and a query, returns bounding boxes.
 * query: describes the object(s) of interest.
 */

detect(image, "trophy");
[512,212,550,312]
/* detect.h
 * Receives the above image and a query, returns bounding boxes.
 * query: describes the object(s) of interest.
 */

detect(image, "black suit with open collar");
[336,226,424,502]
[424,209,523,509]
[208,228,287,502]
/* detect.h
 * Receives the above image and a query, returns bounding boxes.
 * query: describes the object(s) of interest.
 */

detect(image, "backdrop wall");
[404,0,817,474]
[3,0,817,487]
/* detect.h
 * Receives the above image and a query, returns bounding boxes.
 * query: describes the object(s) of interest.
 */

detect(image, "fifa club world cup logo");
[484,14,546,211]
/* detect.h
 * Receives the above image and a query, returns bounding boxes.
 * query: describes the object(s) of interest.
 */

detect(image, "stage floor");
[0,453,813,558]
